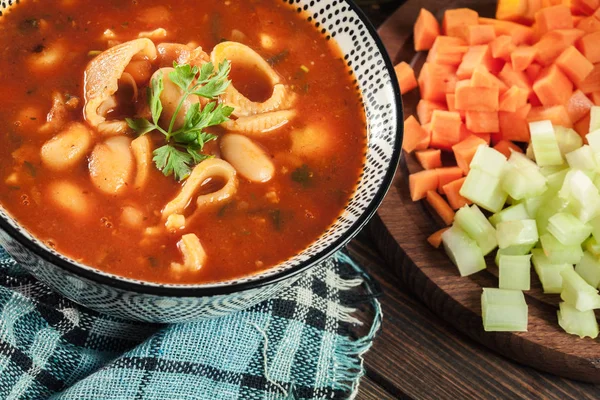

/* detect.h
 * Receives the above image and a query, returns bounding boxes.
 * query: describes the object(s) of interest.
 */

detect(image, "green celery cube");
[454,205,497,255]
[575,252,600,288]
[460,168,508,213]
[540,233,583,265]
[565,145,596,172]
[499,255,532,291]
[554,125,583,156]
[494,244,535,266]
[557,302,599,339]
[469,145,507,178]
[496,220,538,249]
[481,288,528,332]
[529,120,563,167]
[546,212,592,246]
[560,268,600,311]
[442,226,486,277]
[489,203,530,227]
[531,249,573,294]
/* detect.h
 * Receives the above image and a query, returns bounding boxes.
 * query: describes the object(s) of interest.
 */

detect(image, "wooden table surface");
[353,1,600,398]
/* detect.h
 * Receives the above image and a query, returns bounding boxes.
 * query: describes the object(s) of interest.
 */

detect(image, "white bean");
[120,206,145,228]
[152,67,199,131]
[48,180,90,217]
[89,136,134,195]
[171,233,206,274]
[220,134,274,183]
[41,122,93,171]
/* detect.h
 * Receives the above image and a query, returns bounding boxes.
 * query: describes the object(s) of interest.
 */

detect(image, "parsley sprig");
[126,61,234,181]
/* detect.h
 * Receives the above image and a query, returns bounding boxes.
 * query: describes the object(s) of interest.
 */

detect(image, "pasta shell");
[222,110,295,136]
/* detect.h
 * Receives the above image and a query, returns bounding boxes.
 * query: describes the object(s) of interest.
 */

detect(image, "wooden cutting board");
[370,0,600,383]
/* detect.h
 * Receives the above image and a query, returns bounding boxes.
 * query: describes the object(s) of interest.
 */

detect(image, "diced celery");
[583,236,600,258]
[594,174,600,192]
[460,169,508,213]
[442,226,486,277]
[559,170,600,223]
[531,248,573,294]
[565,145,596,172]
[489,203,530,227]
[494,244,535,266]
[575,252,600,288]
[535,196,569,235]
[540,164,568,177]
[496,220,538,249]
[560,268,600,311]
[523,195,545,218]
[469,145,507,178]
[501,163,547,200]
[590,106,600,132]
[554,125,583,156]
[557,302,599,339]
[529,120,564,167]
[499,254,531,290]
[546,212,592,246]
[539,233,583,264]
[589,215,600,242]
[481,288,528,332]
[454,205,497,255]
[545,169,569,194]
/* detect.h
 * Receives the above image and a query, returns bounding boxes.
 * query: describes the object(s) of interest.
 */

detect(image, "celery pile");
[440,106,600,338]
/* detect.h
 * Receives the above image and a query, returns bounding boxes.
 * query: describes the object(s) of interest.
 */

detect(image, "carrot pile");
[396,0,600,237]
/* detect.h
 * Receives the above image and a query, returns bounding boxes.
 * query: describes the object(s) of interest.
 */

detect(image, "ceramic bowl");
[0,0,402,323]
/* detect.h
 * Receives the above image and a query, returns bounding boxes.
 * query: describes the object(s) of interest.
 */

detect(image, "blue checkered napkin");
[0,248,381,399]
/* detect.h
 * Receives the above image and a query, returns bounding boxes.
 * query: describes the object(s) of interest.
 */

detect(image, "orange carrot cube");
[455,85,500,111]
[430,110,463,149]
[574,113,591,139]
[409,170,439,201]
[395,62,418,95]
[452,134,488,174]
[535,4,573,36]
[471,65,509,93]
[493,140,524,158]
[576,16,600,34]
[466,111,500,133]
[457,45,494,79]
[591,92,600,106]
[498,63,533,96]
[577,64,600,94]
[565,90,594,123]
[416,99,447,124]
[490,35,516,60]
[418,62,458,102]
[414,8,441,51]
[499,104,533,142]
[467,25,497,45]
[577,32,600,64]
[555,46,594,86]
[426,190,456,226]
[527,105,573,127]
[442,177,471,210]
[499,85,529,112]
[403,115,431,153]
[571,0,600,16]
[479,18,534,45]
[533,64,573,106]
[415,149,443,170]
[436,166,464,193]
[427,36,470,66]
[511,46,538,71]
[443,8,479,39]
[534,29,586,65]
[428,227,451,248]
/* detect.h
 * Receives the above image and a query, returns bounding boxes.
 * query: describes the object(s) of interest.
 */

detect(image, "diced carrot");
[467,25,497,45]
[571,0,600,16]
[414,8,441,51]
[496,0,528,21]
[426,190,456,226]
[436,166,464,193]
[490,35,516,60]
[499,85,529,111]
[416,149,443,170]
[428,227,450,248]
[534,29,586,65]
[577,32,600,64]
[527,105,573,127]
[511,46,538,71]
[566,90,594,122]
[499,104,533,142]
[403,115,431,153]
[591,92,600,106]
[573,15,585,26]
[430,110,463,149]
[443,8,479,39]
[457,45,494,79]
[442,177,471,210]
[417,99,447,124]
[427,36,470,66]
[479,18,534,45]
[418,62,458,102]
[446,93,466,119]
[474,132,492,144]
[498,63,533,95]
[455,85,500,111]
[493,140,524,158]
[535,5,573,36]
[574,113,591,139]
[533,64,573,106]
[555,46,594,86]
[455,79,471,91]
[466,111,500,133]
[576,16,600,33]
[452,134,488,174]
[395,62,418,95]
[525,63,543,82]
[525,0,543,22]
[470,65,509,93]
[409,169,439,201]
[577,63,600,94]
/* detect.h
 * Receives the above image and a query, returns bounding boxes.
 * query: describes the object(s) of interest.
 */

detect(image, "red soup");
[0,0,367,284]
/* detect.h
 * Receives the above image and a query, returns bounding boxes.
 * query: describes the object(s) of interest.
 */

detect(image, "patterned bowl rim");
[0,0,403,297]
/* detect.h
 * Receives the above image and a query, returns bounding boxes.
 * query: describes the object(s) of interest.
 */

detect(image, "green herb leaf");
[169,63,198,92]
[149,74,164,126]
[126,118,156,135]
[153,144,194,181]
[291,164,313,187]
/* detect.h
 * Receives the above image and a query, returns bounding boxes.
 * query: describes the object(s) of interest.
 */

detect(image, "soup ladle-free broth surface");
[0,0,367,284]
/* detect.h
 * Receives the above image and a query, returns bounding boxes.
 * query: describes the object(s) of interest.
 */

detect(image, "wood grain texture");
[372,0,600,384]
[350,235,600,399]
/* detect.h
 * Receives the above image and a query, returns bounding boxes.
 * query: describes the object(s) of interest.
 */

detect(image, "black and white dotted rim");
[0,0,403,296]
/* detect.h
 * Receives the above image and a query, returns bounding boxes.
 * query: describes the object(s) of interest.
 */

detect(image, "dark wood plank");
[358,375,399,400]
[371,0,600,383]
[349,234,600,399]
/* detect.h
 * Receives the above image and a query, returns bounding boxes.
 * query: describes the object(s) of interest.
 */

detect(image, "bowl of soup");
[0,0,401,322]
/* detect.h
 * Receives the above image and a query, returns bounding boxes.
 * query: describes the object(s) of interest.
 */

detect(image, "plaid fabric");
[0,247,381,400]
